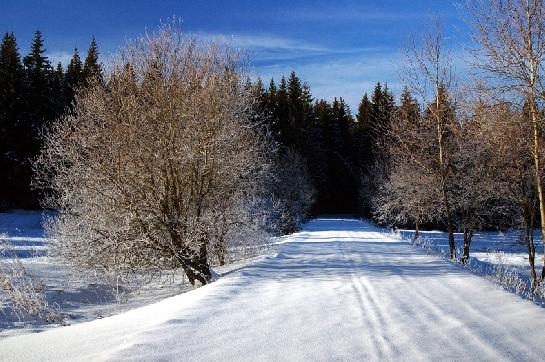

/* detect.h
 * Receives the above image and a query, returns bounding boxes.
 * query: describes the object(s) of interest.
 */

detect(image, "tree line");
[0,29,399,219]
[252,73,395,216]
[0,31,102,209]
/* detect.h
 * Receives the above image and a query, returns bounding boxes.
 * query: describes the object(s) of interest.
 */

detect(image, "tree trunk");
[462,228,473,265]
[176,244,212,286]
[216,239,227,266]
[443,193,456,260]
[523,208,538,289]
[412,220,420,242]
[529,95,545,282]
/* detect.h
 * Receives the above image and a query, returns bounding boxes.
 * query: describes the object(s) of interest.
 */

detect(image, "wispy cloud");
[195,31,388,64]
[252,51,404,112]
[196,32,328,53]
[274,8,427,23]
[46,50,73,67]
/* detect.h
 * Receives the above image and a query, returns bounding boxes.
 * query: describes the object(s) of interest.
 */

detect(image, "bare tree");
[372,87,445,239]
[475,101,541,287]
[402,19,460,259]
[0,240,64,324]
[271,149,315,234]
[451,102,516,263]
[465,0,545,281]
[34,23,273,287]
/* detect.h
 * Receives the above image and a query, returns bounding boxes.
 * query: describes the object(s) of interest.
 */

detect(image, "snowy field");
[398,227,545,301]
[0,211,273,338]
[1,215,545,361]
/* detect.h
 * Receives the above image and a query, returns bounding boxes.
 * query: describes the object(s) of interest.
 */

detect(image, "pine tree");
[398,86,420,127]
[0,32,26,209]
[51,62,66,117]
[83,36,102,85]
[65,47,83,105]
[24,31,53,141]
[275,76,291,146]
[20,31,55,207]
[356,93,371,129]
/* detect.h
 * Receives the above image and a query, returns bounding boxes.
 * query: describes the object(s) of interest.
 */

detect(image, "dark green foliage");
[0,31,102,209]
[256,72,379,215]
[82,36,103,85]
[65,48,84,106]
[358,82,396,214]
[0,32,27,209]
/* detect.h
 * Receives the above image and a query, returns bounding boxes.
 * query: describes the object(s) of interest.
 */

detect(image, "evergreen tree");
[51,62,66,117]
[65,47,84,105]
[83,36,102,84]
[275,76,291,146]
[20,31,55,207]
[356,93,371,129]
[0,32,26,209]
[287,71,304,137]
[398,86,420,127]
[24,30,54,143]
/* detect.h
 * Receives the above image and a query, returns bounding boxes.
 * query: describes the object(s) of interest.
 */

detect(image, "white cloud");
[251,51,404,112]
[46,50,73,67]
[196,32,328,53]
[274,8,427,23]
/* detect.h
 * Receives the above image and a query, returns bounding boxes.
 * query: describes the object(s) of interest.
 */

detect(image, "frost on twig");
[0,239,64,325]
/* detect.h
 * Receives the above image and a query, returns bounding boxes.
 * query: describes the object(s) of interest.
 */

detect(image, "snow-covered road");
[2,218,545,361]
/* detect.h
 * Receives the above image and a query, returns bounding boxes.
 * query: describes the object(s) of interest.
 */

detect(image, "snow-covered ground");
[0,211,200,336]
[1,216,545,361]
[398,228,544,296]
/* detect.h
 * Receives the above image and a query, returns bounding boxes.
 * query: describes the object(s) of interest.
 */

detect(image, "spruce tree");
[275,76,291,146]
[51,62,66,118]
[0,32,26,209]
[24,30,53,141]
[21,31,55,207]
[83,36,102,84]
[65,47,84,106]
[356,93,371,129]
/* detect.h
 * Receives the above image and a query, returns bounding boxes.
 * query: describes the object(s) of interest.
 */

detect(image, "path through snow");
[2,218,545,361]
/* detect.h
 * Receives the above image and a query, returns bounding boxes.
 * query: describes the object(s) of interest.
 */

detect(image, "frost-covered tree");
[271,149,316,234]
[35,23,273,287]
[465,0,545,282]
[401,19,460,259]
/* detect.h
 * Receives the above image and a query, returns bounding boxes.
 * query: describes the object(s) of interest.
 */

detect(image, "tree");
[65,48,83,105]
[465,0,545,282]
[35,24,273,287]
[402,20,459,259]
[359,82,396,213]
[451,104,515,264]
[271,149,316,233]
[476,102,541,287]
[372,87,446,237]
[0,32,26,209]
[82,36,102,84]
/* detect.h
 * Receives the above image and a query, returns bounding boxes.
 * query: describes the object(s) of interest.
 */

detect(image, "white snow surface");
[2,217,545,361]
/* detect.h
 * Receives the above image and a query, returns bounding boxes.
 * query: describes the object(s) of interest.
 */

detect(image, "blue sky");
[0,0,467,110]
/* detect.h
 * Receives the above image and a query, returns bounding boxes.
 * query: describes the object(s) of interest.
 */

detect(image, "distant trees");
[0,31,103,210]
[0,32,26,209]
[35,24,274,286]
[256,71,367,215]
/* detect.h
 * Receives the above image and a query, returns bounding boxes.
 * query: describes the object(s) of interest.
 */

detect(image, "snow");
[0,211,195,335]
[398,228,544,285]
[2,217,545,361]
